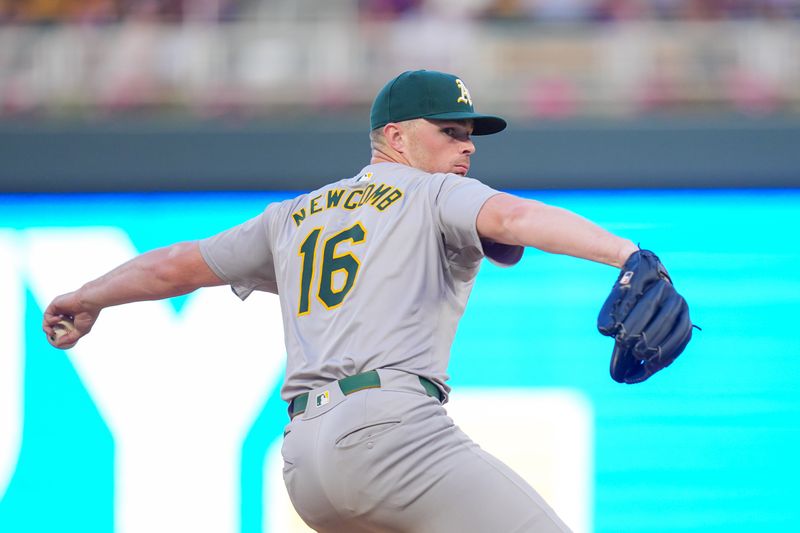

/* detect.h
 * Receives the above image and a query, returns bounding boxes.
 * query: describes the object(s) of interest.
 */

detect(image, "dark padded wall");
[2,116,798,192]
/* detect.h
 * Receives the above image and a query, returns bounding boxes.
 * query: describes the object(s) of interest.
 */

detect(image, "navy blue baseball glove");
[597,249,695,384]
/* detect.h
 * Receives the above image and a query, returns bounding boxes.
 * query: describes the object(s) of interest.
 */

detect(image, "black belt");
[288,370,443,420]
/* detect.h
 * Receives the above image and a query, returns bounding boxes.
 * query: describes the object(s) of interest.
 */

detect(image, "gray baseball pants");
[281,369,572,533]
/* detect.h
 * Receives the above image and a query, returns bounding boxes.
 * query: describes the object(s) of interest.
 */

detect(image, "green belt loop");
[419,376,443,402]
[291,392,308,417]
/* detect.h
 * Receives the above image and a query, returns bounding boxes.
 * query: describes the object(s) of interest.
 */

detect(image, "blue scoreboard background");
[1,189,798,533]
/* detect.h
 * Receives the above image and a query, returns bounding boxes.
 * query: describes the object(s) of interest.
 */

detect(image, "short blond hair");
[369,128,385,151]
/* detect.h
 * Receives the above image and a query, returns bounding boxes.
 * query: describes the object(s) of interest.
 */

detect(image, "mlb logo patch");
[316,391,330,407]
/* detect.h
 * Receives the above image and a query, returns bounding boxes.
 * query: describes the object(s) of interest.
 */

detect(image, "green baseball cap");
[370,70,507,136]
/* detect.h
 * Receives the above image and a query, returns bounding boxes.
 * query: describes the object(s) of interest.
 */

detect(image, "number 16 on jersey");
[297,221,367,315]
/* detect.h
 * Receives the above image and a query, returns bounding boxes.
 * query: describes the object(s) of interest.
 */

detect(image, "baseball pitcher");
[44,70,695,532]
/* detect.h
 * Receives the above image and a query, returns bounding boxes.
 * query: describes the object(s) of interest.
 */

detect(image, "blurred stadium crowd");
[0,0,798,118]
[2,0,800,23]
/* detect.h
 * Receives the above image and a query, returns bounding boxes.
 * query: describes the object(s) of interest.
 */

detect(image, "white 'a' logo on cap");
[455,79,473,106]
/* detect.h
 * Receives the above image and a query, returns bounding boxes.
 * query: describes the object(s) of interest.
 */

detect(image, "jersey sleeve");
[432,175,524,269]
[199,203,280,300]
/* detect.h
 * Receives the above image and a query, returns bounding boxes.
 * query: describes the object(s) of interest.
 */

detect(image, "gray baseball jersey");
[199,162,522,402]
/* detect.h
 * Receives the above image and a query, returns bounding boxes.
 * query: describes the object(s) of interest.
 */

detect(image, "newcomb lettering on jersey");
[291,183,404,227]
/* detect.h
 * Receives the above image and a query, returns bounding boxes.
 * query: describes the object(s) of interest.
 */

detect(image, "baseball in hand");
[50,318,76,347]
